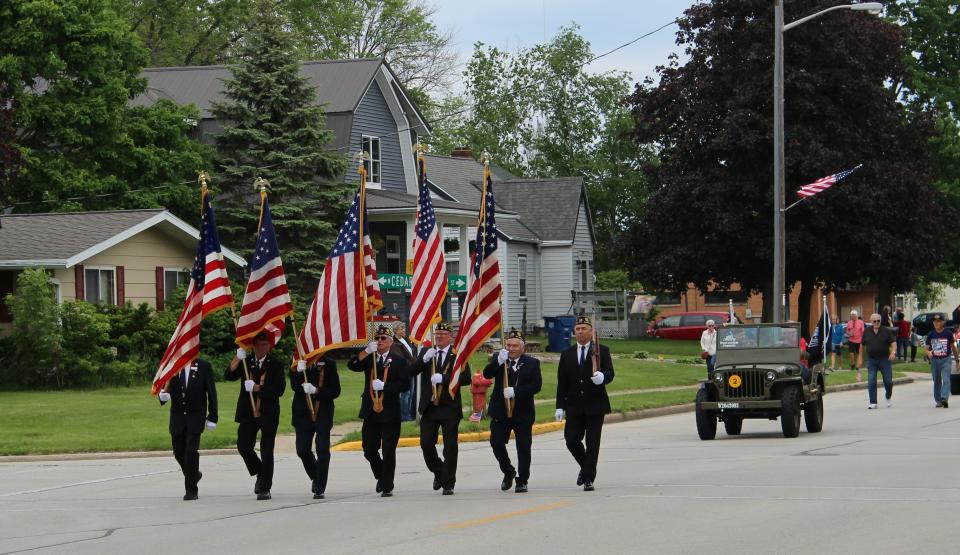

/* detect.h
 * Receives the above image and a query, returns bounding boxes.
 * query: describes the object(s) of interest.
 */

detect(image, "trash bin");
[544,315,576,352]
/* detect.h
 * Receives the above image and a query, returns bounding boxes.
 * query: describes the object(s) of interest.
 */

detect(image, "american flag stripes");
[296,189,383,361]
[152,189,233,393]
[408,155,447,345]
[448,166,501,395]
[235,193,293,349]
[796,165,861,198]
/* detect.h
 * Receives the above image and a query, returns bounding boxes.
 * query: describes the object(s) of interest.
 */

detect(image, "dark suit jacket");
[556,342,614,415]
[408,347,471,420]
[224,353,286,424]
[347,352,410,422]
[160,359,218,435]
[482,353,542,424]
[290,357,341,430]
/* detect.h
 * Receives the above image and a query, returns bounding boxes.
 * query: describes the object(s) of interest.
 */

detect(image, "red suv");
[649,311,741,340]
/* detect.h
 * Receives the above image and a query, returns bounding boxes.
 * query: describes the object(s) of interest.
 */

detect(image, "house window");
[164,268,190,301]
[577,260,590,291]
[362,135,381,185]
[517,255,528,299]
[385,235,401,274]
[84,267,116,305]
[0,270,15,323]
[654,292,681,305]
[705,290,750,305]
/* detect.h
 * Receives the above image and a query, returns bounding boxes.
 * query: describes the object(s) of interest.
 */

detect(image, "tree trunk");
[761,283,774,323]
[797,280,814,339]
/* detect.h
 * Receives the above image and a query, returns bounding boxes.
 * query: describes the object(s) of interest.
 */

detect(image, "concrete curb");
[0,377,914,462]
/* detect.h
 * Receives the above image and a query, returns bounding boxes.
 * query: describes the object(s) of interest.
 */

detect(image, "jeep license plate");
[717,402,740,409]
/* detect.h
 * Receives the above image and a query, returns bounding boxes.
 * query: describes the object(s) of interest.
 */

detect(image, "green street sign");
[376,273,468,292]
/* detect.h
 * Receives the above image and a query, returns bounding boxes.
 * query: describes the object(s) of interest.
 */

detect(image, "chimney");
[451,148,473,160]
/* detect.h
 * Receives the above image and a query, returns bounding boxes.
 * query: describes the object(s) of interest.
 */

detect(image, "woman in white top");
[701,320,718,376]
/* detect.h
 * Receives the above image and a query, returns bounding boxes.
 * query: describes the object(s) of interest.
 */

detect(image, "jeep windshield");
[717,325,799,350]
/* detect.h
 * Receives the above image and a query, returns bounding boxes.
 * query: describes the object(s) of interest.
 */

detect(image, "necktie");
[437,351,444,370]
[579,346,586,366]
[181,369,187,388]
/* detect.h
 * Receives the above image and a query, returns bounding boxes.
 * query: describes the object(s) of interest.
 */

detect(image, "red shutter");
[116,266,125,305]
[155,267,164,311]
[74,265,84,301]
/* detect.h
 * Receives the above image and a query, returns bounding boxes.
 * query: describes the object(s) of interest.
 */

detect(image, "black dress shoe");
[254,476,262,495]
[376,480,383,493]
[433,475,442,491]
[500,471,516,491]
[576,471,584,486]
[442,488,454,496]
[583,481,595,492]
[257,491,271,501]
[515,482,528,493]
[313,493,325,500]
[183,491,198,501]
[381,490,393,497]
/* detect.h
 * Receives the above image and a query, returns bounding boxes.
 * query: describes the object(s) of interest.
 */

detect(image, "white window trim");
[84,265,117,305]
[361,135,382,188]
[517,254,528,300]
[163,267,190,300]
[49,277,62,304]
[576,260,589,291]
[384,235,402,290]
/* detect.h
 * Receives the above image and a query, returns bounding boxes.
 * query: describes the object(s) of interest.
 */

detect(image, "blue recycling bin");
[544,315,576,352]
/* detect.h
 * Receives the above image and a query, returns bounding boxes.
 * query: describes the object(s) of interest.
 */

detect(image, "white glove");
[205,420,217,430]
[244,379,255,392]
[158,391,171,403]
[372,379,385,391]
[365,341,378,354]
[555,408,564,421]
[430,373,444,385]
[503,386,515,399]
[302,383,317,395]
[236,348,247,360]
[497,349,509,365]
[423,347,438,362]
[591,372,604,385]
[296,359,307,372]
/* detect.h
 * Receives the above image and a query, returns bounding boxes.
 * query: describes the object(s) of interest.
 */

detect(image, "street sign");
[376,273,468,292]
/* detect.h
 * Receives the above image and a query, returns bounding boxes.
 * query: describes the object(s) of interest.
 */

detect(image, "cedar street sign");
[377,273,467,292]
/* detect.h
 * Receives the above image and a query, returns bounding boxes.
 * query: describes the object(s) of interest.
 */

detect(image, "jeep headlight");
[766,371,776,381]
[713,373,723,384]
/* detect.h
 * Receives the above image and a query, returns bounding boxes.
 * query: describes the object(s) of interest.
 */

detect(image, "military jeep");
[695,322,824,439]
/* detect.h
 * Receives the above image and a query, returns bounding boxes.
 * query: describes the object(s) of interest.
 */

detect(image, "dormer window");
[362,135,381,186]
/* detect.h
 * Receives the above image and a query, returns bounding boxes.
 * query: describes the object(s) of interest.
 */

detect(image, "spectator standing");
[862,313,896,409]
[391,323,417,422]
[880,305,893,327]
[700,320,718,377]
[846,310,865,381]
[830,316,846,370]
[909,325,921,362]
[925,314,959,408]
[895,311,911,361]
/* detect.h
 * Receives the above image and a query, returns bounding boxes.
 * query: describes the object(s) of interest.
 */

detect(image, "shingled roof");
[0,210,245,268]
[423,154,515,208]
[495,178,588,243]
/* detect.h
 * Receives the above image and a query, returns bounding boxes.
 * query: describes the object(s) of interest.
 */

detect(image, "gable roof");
[423,153,516,209]
[495,178,589,243]
[0,210,246,268]
[365,189,506,217]
[132,58,384,119]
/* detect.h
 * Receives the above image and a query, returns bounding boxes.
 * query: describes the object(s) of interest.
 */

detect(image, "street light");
[771,2,883,322]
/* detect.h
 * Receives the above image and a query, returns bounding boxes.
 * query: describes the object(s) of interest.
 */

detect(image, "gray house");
[134,58,595,332]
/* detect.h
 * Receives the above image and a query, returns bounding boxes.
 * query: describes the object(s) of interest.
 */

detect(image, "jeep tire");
[781,385,801,438]
[723,416,743,436]
[695,388,717,440]
[804,392,823,433]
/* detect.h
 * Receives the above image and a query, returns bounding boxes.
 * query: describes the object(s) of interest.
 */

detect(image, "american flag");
[796,165,861,198]
[296,190,383,361]
[235,194,293,348]
[448,168,501,395]
[152,189,234,393]
[408,155,447,345]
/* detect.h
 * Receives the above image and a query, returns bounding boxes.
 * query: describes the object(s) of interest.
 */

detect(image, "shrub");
[4,269,61,387]
[633,350,650,359]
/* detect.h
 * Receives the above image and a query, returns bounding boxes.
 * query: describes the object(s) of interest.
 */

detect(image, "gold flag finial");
[197,171,210,189]
[253,176,269,193]
[481,150,491,167]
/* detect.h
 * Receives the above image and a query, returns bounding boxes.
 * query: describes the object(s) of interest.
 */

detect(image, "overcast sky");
[430,0,699,93]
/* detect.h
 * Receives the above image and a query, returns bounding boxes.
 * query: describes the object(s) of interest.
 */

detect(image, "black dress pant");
[420,415,460,489]
[237,418,279,491]
[295,423,332,494]
[564,412,605,482]
[489,418,532,484]
[171,431,202,493]
[361,418,401,492]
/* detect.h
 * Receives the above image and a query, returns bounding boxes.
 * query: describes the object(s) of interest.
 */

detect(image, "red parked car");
[649,311,742,340]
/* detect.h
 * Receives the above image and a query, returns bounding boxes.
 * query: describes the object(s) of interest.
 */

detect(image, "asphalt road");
[2,378,958,554]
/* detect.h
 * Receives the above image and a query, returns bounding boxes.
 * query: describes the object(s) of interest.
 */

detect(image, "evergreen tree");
[212,6,348,296]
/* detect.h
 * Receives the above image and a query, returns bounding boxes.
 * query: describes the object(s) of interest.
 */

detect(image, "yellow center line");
[442,500,573,530]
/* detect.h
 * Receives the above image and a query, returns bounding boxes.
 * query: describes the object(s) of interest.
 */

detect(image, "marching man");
[483,329,542,493]
[555,316,615,491]
[290,354,341,499]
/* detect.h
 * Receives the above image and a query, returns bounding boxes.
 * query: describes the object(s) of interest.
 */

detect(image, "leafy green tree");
[212,7,349,296]
[4,269,61,388]
[0,92,23,206]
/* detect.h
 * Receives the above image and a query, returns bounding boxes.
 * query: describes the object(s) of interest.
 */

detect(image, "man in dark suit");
[158,359,218,501]
[483,329,542,493]
[409,321,471,495]
[290,355,340,499]
[225,331,286,500]
[555,315,614,491]
[347,325,410,497]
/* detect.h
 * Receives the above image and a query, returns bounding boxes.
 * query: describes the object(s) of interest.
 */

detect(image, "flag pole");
[476,152,491,316]
[356,153,381,412]
[291,318,317,422]
[499,290,513,418]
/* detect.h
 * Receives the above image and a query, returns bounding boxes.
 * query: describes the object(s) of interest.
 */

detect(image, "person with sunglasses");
[347,325,410,497]
[862,313,896,409]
